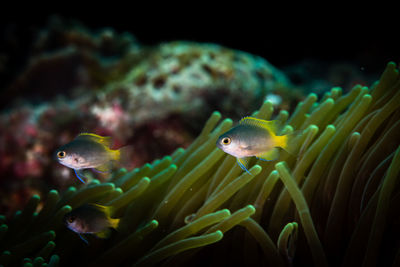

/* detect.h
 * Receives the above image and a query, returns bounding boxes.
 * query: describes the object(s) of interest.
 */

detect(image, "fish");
[55,133,130,183]
[64,203,119,243]
[216,117,297,174]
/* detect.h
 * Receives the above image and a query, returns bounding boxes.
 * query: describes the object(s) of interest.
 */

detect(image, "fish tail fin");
[112,149,120,161]
[116,145,134,168]
[109,218,120,229]
[91,203,121,233]
[90,203,120,230]
[278,131,301,156]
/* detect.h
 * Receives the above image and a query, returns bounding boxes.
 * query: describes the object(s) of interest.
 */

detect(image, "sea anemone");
[0,62,399,266]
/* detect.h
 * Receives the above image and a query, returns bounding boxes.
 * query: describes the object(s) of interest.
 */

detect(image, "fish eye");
[67,216,76,223]
[57,151,66,158]
[221,137,231,145]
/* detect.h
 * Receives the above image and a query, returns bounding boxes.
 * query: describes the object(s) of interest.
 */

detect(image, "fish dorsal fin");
[76,133,112,148]
[90,203,115,218]
[239,117,281,135]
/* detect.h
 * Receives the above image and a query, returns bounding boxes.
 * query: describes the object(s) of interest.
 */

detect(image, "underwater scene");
[0,15,399,267]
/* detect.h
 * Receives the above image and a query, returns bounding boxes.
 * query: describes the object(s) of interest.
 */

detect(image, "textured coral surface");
[0,18,296,218]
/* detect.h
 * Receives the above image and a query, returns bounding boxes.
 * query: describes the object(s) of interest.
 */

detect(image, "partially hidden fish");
[216,117,297,174]
[64,203,119,244]
[55,133,130,183]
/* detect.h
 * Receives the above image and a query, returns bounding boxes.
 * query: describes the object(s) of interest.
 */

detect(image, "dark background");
[1,11,398,76]
[0,10,400,103]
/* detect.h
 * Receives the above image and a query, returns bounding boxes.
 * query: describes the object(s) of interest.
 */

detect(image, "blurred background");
[0,11,398,216]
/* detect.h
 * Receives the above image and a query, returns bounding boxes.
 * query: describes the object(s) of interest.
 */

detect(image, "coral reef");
[105,41,291,127]
[1,62,399,266]
[1,16,141,106]
[0,18,293,217]
[0,100,193,217]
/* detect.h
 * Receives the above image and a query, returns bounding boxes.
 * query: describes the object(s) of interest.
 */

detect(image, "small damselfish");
[55,133,130,183]
[216,117,298,174]
[64,203,119,244]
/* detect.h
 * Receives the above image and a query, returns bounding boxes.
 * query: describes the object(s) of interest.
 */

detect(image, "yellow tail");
[116,145,134,168]
[112,149,120,161]
[274,132,300,155]
[91,203,120,229]
[109,218,120,229]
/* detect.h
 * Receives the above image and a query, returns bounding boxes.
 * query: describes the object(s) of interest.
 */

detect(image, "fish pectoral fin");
[74,169,87,183]
[237,158,251,175]
[95,228,112,239]
[258,147,280,161]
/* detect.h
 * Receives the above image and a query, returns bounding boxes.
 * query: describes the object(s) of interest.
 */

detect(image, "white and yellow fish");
[55,133,130,183]
[64,203,119,243]
[216,117,297,173]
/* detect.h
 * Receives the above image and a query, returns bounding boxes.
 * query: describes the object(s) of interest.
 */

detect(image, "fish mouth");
[53,151,60,161]
[216,140,223,150]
